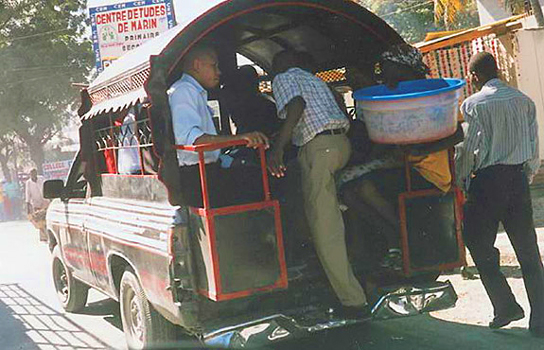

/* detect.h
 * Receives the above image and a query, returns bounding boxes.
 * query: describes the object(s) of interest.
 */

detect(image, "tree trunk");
[531,0,544,27]
[0,158,10,181]
[28,142,45,175]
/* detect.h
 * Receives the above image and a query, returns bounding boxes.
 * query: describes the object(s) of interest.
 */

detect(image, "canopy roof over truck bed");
[83,0,404,119]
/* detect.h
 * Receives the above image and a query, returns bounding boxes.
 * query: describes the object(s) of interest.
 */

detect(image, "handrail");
[174,139,251,152]
[173,139,271,209]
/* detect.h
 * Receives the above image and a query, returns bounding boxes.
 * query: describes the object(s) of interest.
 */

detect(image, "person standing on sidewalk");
[457,51,544,337]
[268,50,370,319]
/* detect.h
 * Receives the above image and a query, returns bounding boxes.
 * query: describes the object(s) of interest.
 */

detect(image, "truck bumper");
[203,280,457,348]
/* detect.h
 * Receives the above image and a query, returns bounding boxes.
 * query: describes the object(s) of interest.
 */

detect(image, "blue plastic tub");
[353,78,466,144]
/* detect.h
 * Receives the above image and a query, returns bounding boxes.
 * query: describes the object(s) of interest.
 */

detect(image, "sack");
[29,208,47,230]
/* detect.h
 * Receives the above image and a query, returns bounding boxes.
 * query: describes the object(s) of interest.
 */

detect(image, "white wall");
[514,28,544,158]
[476,0,512,25]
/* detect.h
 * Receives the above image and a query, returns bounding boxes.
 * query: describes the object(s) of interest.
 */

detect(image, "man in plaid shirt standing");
[268,51,370,319]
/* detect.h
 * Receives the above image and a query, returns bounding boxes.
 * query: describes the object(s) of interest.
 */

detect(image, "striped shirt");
[456,78,540,191]
[272,68,349,146]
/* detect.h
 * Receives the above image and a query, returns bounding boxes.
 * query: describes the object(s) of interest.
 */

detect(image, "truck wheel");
[52,247,89,312]
[120,269,176,350]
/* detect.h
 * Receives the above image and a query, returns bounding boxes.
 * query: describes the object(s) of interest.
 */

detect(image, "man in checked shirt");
[457,51,544,336]
[268,50,370,320]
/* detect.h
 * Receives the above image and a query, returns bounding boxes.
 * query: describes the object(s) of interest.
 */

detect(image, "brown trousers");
[299,134,367,307]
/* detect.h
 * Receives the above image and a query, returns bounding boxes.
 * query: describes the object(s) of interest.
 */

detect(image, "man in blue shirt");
[458,52,544,336]
[168,44,268,207]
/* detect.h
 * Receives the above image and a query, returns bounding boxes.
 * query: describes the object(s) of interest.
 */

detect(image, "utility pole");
[531,0,544,27]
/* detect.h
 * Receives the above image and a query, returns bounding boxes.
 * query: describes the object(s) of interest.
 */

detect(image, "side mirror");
[43,180,64,199]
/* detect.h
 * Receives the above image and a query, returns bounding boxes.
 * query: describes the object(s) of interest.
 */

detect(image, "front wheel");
[52,247,89,312]
[119,269,176,350]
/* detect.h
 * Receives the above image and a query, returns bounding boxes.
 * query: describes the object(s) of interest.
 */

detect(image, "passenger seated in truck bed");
[339,44,452,271]
[222,65,280,138]
[168,44,269,208]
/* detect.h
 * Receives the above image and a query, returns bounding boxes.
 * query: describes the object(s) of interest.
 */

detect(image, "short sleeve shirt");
[272,68,350,146]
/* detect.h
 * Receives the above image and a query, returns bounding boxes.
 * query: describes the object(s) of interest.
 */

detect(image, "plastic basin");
[353,79,466,144]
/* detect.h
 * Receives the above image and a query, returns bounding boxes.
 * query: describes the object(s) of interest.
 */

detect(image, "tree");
[0,134,18,180]
[434,0,470,29]
[355,0,480,43]
[0,0,93,174]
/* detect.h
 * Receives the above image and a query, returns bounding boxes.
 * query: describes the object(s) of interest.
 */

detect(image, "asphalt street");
[1,220,544,350]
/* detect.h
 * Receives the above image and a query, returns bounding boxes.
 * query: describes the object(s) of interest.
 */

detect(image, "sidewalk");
[531,184,544,227]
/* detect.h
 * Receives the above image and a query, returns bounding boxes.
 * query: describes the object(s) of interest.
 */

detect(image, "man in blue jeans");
[457,51,544,337]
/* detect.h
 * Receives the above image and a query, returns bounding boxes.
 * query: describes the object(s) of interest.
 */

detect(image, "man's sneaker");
[381,249,403,271]
[489,307,525,329]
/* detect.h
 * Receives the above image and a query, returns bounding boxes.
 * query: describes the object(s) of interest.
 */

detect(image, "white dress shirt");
[168,74,220,166]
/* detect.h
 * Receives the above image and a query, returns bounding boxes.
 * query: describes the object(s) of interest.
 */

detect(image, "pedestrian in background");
[25,169,49,241]
[3,173,21,220]
[0,182,5,222]
[456,51,544,337]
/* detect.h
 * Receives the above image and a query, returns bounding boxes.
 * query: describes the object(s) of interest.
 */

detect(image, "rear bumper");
[203,280,457,348]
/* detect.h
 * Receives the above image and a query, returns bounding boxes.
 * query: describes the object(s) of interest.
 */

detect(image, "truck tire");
[119,269,177,350]
[52,247,89,312]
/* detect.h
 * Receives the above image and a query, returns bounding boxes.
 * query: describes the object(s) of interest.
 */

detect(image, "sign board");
[89,0,176,72]
[43,160,74,180]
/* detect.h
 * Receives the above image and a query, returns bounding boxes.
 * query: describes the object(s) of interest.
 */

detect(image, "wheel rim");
[53,260,69,304]
[123,287,145,347]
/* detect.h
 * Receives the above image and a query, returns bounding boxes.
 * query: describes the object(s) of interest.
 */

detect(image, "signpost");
[89,0,176,72]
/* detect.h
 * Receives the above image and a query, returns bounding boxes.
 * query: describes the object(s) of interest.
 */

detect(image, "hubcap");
[124,288,145,347]
[54,260,69,303]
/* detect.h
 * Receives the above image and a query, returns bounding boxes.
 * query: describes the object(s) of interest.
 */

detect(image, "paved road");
[0,221,125,350]
[1,220,544,350]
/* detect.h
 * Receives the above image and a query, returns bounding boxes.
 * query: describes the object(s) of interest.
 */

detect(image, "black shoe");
[489,308,525,329]
[335,304,372,321]
[460,266,478,280]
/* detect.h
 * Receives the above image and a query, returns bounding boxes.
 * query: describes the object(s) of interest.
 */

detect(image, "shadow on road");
[0,283,110,349]
[441,265,523,279]
[82,298,123,331]
[273,313,541,350]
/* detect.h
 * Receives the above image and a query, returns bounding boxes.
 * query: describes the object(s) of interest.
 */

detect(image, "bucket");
[353,79,466,144]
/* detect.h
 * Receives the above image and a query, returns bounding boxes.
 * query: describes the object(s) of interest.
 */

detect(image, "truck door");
[60,154,96,284]
[85,196,110,292]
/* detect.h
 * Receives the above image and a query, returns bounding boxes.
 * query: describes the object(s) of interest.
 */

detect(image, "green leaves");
[0,0,93,169]
[353,0,480,43]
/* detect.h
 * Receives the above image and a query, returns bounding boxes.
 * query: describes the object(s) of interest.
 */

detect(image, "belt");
[476,163,524,174]
[316,128,346,136]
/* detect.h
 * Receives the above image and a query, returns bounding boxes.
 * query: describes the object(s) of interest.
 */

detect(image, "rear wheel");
[52,247,89,312]
[119,269,176,350]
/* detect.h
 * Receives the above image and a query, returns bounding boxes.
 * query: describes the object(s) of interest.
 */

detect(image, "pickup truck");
[44,1,463,349]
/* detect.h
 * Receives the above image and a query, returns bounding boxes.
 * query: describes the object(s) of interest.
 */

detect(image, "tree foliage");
[0,0,93,174]
[355,0,480,43]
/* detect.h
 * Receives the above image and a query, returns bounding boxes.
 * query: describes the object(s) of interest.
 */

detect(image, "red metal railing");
[174,139,271,209]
